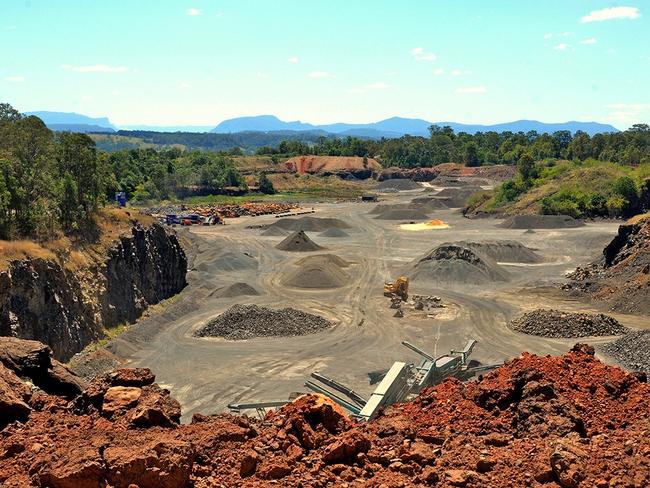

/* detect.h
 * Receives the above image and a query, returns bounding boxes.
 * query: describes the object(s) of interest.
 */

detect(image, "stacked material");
[508,309,628,338]
[602,330,650,373]
[209,282,260,298]
[319,228,350,238]
[268,216,350,232]
[499,215,585,229]
[194,304,333,340]
[282,254,350,289]
[375,179,421,191]
[275,230,323,252]
[454,240,542,263]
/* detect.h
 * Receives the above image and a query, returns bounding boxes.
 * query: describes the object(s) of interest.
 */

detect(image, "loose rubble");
[194,304,333,340]
[602,330,650,374]
[508,309,629,338]
[146,202,299,219]
[0,341,648,487]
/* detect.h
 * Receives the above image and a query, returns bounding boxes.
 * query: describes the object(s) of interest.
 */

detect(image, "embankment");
[0,223,187,361]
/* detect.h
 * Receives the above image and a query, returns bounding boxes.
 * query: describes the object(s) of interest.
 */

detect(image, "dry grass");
[0,207,156,272]
[628,212,650,225]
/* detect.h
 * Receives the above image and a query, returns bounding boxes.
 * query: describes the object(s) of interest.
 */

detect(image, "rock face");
[1,342,649,487]
[0,224,187,361]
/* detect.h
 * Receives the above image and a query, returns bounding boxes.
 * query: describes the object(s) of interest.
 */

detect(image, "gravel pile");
[375,179,421,191]
[508,309,629,338]
[276,230,323,252]
[602,330,650,374]
[194,304,332,340]
[499,215,585,229]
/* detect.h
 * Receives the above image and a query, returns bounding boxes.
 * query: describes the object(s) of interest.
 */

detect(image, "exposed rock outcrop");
[0,224,187,361]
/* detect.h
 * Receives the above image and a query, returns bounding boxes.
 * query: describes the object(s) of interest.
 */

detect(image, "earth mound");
[269,216,350,232]
[284,155,381,174]
[375,179,421,191]
[500,214,585,229]
[194,304,333,340]
[275,230,323,252]
[410,244,510,285]
[371,204,431,221]
[602,330,650,373]
[434,187,483,207]
[565,218,650,315]
[210,282,261,298]
[409,196,449,210]
[282,254,351,289]
[319,227,350,238]
[261,227,289,237]
[454,240,543,263]
[199,249,258,272]
[1,342,649,487]
[508,309,629,338]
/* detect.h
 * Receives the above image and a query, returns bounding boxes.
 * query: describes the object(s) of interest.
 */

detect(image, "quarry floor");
[106,188,647,420]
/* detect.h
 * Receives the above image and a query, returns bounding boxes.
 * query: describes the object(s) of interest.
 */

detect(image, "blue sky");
[1,1,649,128]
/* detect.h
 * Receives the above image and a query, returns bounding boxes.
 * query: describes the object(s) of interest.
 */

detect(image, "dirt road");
[107,189,636,419]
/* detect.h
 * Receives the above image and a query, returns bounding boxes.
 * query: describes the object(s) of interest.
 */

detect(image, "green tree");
[258,172,275,194]
[517,153,535,182]
[463,142,481,167]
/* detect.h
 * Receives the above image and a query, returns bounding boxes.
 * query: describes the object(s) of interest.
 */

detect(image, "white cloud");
[606,103,649,125]
[307,71,329,78]
[580,37,597,45]
[368,81,389,90]
[544,33,553,39]
[455,86,487,94]
[179,81,191,89]
[553,43,570,50]
[287,56,299,64]
[187,8,202,16]
[434,68,444,76]
[451,69,462,76]
[62,64,128,73]
[581,6,640,23]
[410,47,436,62]
[4,75,25,82]
[560,31,571,37]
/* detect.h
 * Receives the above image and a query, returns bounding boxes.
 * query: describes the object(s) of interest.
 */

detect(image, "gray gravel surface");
[601,330,650,374]
[509,309,629,338]
[194,304,333,340]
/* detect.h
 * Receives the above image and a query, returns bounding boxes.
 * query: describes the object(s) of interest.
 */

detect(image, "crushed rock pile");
[374,179,421,191]
[319,227,350,238]
[194,304,333,340]
[282,254,350,289]
[275,230,323,252]
[409,196,449,210]
[268,216,350,233]
[209,282,260,298]
[602,330,650,374]
[565,218,650,315]
[410,244,510,285]
[433,187,483,207]
[261,227,289,237]
[500,214,585,229]
[508,309,629,338]
[1,341,649,487]
[454,240,543,263]
[371,203,431,221]
[198,249,258,272]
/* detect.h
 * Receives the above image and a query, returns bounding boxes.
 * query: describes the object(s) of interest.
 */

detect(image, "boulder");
[0,362,31,428]
[550,440,588,488]
[102,386,142,414]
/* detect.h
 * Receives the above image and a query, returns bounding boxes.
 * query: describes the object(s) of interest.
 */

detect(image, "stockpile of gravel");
[194,304,333,340]
[276,230,324,252]
[210,282,260,298]
[602,330,650,373]
[454,240,543,263]
[282,254,350,289]
[319,228,350,238]
[499,215,585,229]
[269,216,350,232]
[375,179,421,191]
[508,309,629,338]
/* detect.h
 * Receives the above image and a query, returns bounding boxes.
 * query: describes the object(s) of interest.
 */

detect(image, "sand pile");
[261,227,289,237]
[499,214,585,229]
[319,228,350,238]
[410,244,510,285]
[276,230,323,252]
[400,219,450,231]
[194,304,332,340]
[282,254,350,289]
[210,282,260,298]
[269,216,350,232]
[602,330,650,373]
[453,240,543,263]
[375,179,421,191]
[199,250,258,272]
[508,309,629,338]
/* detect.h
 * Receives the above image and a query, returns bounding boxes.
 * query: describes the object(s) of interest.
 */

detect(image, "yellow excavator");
[384,276,409,301]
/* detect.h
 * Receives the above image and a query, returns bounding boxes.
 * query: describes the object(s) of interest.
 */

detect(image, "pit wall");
[0,224,187,361]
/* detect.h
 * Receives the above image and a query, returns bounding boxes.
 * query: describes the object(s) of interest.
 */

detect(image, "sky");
[1,1,649,128]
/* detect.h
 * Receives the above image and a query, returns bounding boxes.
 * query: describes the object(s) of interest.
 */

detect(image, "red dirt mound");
[284,155,381,174]
[0,342,648,487]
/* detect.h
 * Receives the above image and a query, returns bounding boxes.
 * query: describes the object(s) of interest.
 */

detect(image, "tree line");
[0,104,246,240]
[258,124,650,168]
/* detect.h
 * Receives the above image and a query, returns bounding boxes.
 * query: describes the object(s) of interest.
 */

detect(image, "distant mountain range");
[212,115,619,137]
[26,111,619,137]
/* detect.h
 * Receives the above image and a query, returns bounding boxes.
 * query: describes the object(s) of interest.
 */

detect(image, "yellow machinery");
[384,276,409,301]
